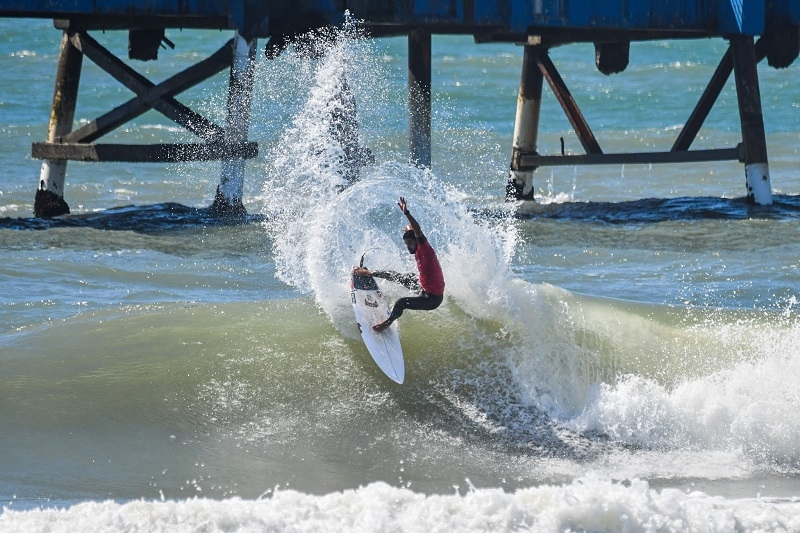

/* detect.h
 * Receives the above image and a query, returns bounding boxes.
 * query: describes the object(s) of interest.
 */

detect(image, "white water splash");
[257,22,518,337]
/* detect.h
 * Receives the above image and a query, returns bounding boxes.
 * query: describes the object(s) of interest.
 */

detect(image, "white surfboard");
[351,270,405,384]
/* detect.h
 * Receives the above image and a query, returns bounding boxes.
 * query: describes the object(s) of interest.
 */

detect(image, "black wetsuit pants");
[388,291,444,322]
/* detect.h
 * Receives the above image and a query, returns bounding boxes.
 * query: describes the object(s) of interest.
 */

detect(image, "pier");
[0,0,798,215]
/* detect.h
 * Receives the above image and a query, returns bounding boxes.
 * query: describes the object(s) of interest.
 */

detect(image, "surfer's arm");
[353,267,397,281]
[398,197,425,241]
[374,270,420,291]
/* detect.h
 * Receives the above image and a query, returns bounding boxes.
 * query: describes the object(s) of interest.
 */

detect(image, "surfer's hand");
[398,197,408,215]
[353,267,372,276]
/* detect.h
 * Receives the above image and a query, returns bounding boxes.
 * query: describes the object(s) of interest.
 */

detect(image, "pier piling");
[211,33,257,216]
[408,29,431,169]
[34,31,82,218]
[731,36,773,205]
[29,26,259,218]
[508,44,544,201]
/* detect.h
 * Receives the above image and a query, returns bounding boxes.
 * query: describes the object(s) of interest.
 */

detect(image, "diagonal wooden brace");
[671,37,768,152]
[66,31,227,142]
[536,50,603,155]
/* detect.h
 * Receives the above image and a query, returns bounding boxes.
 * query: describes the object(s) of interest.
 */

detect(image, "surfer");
[354,197,445,332]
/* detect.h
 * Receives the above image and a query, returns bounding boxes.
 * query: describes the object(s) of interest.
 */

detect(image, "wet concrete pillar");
[507,44,544,201]
[34,31,82,218]
[408,29,431,168]
[730,36,772,205]
[211,32,257,216]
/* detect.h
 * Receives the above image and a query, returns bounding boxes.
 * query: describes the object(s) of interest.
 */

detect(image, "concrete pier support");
[507,44,544,200]
[408,29,432,168]
[211,32,257,216]
[34,31,82,218]
[730,36,772,205]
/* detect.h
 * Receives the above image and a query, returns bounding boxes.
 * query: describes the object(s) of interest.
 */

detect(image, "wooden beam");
[32,142,258,163]
[64,39,234,144]
[731,36,772,205]
[69,31,225,141]
[34,30,83,218]
[536,51,603,155]
[517,147,741,168]
[672,37,768,152]
[671,49,733,152]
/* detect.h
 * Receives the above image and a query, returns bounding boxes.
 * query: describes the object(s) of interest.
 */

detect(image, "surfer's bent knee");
[389,292,443,321]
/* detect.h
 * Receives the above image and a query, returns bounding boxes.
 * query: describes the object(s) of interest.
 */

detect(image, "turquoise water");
[2,17,800,532]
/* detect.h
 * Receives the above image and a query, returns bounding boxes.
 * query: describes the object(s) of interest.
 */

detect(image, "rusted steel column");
[408,29,431,168]
[508,44,544,200]
[211,32,257,216]
[34,30,82,218]
[730,36,772,205]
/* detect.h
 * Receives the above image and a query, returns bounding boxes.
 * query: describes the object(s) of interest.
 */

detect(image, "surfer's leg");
[388,297,413,320]
[400,292,443,312]
[373,297,412,331]
[393,293,443,317]
[373,293,443,331]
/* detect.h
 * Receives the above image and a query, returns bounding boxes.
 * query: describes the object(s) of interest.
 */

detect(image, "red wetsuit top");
[415,238,445,296]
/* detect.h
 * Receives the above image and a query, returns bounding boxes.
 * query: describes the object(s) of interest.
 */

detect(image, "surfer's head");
[402,226,417,254]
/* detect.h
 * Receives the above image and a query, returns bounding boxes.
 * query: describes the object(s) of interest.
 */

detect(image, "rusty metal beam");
[536,50,602,155]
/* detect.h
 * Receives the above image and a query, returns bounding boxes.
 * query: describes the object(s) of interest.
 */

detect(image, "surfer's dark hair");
[402,229,416,240]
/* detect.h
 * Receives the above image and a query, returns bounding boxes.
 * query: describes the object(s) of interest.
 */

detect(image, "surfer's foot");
[373,320,392,332]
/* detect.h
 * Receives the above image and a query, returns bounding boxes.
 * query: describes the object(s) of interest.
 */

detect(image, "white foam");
[3,478,799,532]
[567,317,800,467]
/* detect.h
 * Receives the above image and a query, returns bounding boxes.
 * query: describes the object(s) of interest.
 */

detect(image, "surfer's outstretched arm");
[353,267,421,292]
[398,197,424,240]
[373,270,421,292]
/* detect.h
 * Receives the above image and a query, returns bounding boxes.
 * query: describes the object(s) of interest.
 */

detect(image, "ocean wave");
[2,477,799,532]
